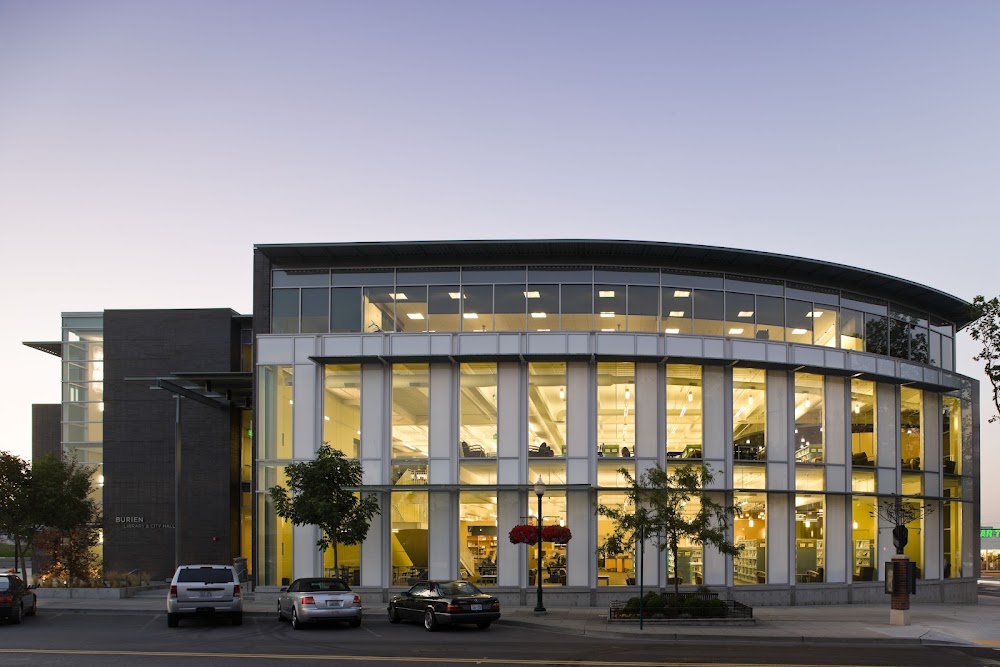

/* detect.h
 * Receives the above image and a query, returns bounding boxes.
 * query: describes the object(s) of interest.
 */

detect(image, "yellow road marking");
[0,648,906,667]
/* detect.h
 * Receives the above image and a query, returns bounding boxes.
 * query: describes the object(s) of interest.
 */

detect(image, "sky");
[1,1,997,517]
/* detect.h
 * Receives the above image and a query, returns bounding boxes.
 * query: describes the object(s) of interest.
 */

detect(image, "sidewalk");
[34,583,1000,648]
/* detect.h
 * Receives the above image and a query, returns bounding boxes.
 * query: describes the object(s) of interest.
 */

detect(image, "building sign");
[113,516,174,529]
[982,528,997,538]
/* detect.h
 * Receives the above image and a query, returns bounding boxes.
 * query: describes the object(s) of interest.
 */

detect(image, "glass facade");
[270,266,957,370]
[249,256,975,600]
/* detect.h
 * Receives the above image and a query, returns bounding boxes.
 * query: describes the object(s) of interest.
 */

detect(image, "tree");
[0,452,98,581]
[968,295,1000,423]
[35,521,102,585]
[269,445,380,570]
[596,463,741,597]
[0,452,33,580]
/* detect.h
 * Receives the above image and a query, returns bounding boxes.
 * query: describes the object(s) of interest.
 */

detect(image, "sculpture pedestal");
[889,555,910,626]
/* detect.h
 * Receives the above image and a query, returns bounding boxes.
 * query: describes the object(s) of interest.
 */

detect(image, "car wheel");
[232,612,243,626]
[423,608,438,632]
[167,613,179,628]
[9,603,22,625]
[277,602,284,622]
[388,604,401,623]
[27,597,37,617]
[348,618,361,628]
[476,622,491,629]
[291,607,303,630]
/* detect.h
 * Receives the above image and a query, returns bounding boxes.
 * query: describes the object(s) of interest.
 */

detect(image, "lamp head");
[534,475,546,497]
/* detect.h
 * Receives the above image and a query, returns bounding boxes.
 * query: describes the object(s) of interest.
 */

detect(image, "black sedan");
[388,580,500,631]
[0,573,37,624]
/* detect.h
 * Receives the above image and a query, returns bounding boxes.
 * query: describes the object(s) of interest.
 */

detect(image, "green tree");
[968,295,1000,423]
[269,445,380,570]
[0,452,97,581]
[0,452,33,580]
[596,463,741,597]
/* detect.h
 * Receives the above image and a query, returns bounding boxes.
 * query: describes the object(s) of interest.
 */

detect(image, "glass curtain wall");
[666,364,703,460]
[322,492,361,585]
[595,492,633,586]
[272,267,957,369]
[460,491,498,586]
[392,364,429,458]
[528,362,567,485]
[942,395,962,475]
[323,364,361,458]
[391,490,428,585]
[851,379,876,467]
[460,363,498,485]
[851,496,877,581]
[794,373,824,464]
[597,362,635,459]
[900,387,923,470]
[943,499,962,579]
[733,368,766,461]
[734,493,767,584]
[795,495,825,583]
[527,491,567,587]
[257,365,294,586]
[62,317,105,507]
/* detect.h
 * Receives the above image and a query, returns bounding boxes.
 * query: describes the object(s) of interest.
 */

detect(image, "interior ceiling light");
[524,291,540,298]
[599,312,615,318]
[674,290,690,297]
[530,312,548,319]
[448,292,462,299]
[601,328,615,331]
[406,313,425,320]
[792,328,808,335]
[854,404,861,414]
[599,290,615,298]
[807,311,824,318]
[324,415,330,421]
[624,388,631,400]
[389,293,407,300]
[728,328,744,335]
[559,388,565,400]
[537,328,550,332]
[669,310,685,317]
[463,313,479,319]
[805,398,811,408]
[687,390,694,402]
[748,518,754,527]
[664,328,680,334]
[738,311,754,318]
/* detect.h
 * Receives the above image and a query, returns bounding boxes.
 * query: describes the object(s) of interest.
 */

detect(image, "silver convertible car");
[277,578,362,629]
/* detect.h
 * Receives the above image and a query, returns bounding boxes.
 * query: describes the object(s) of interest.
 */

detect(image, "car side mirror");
[27,584,37,589]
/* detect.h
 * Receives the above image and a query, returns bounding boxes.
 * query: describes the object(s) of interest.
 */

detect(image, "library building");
[27,240,981,606]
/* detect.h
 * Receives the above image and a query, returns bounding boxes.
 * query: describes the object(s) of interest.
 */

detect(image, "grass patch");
[0,544,31,558]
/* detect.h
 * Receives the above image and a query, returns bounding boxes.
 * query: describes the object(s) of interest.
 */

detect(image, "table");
[597,575,610,586]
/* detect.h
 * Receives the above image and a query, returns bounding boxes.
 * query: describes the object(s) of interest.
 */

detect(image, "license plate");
[200,591,212,598]
[327,600,342,608]
[471,604,482,611]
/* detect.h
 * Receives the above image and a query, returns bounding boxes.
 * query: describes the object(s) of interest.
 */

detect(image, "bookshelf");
[735,539,765,583]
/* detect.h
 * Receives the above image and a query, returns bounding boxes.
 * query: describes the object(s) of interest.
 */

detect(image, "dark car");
[388,580,500,631]
[0,573,37,624]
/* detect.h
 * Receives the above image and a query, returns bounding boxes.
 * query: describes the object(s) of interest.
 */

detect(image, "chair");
[461,441,485,458]
[621,447,631,457]
[944,458,957,474]
[851,451,870,466]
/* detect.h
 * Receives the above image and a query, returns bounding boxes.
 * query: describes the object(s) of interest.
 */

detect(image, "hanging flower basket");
[542,525,573,544]
[508,524,539,545]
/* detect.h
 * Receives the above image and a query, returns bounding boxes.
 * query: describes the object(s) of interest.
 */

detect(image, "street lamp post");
[534,476,546,614]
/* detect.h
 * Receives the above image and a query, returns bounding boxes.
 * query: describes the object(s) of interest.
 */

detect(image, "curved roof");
[255,239,974,327]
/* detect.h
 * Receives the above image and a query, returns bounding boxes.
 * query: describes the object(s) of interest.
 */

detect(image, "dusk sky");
[2,2,997,518]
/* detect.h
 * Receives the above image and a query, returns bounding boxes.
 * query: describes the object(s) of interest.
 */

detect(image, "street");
[0,610,996,667]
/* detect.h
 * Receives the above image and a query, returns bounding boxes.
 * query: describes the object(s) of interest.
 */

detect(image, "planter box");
[34,585,161,599]
[609,597,753,622]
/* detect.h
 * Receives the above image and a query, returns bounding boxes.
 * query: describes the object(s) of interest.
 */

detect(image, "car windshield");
[0,578,9,591]
[177,568,233,583]
[439,581,480,596]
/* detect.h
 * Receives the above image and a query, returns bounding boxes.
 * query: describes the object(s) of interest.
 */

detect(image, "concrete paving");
[31,582,1000,648]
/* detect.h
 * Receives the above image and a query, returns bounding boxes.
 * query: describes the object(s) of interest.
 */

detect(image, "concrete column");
[360,364,386,486]
[768,492,790,584]
[566,489,591,587]
[360,493,386,588]
[566,362,590,484]
[497,363,522,485]
[428,490,456,580]
[497,489,523,586]
[825,494,847,583]
[428,363,455,484]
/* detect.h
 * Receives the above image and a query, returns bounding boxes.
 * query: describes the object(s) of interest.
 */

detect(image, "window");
[851,379,875,467]
[794,373,824,464]
[461,491,498,586]
[391,490,428,585]
[733,368,766,461]
[692,290,724,336]
[528,362,566,461]
[597,362,634,459]
[795,495,825,583]
[460,363,497,459]
[323,365,361,458]
[666,364,702,459]
[734,493,766,584]
[942,395,961,475]
[900,387,922,471]
[392,364,429,458]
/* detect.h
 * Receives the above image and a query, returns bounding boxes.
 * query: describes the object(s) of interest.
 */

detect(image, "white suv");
[167,564,243,627]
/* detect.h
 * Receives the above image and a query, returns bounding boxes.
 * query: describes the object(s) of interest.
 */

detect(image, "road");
[1,610,997,667]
